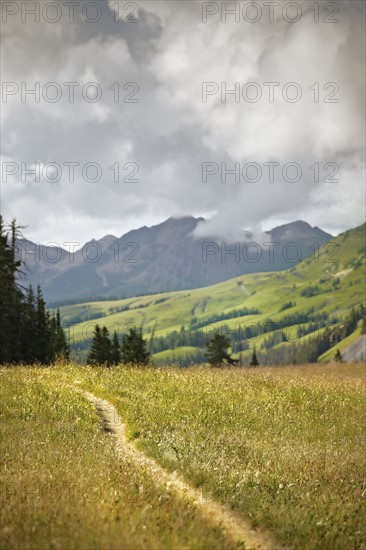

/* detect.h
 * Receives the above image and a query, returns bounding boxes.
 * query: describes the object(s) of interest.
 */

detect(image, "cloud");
[1,0,365,244]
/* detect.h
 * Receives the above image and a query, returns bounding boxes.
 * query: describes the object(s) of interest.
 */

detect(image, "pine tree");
[87,324,104,365]
[20,287,37,362]
[334,349,343,362]
[250,346,259,367]
[53,309,69,360]
[0,217,23,362]
[87,325,113,365]
[0,218,69,365]
[111,331,121,365]
[361,316,366,335]
[121,327,150,365]
[100,326,112,364]
[204,333,236,367]
[35,286,52,362]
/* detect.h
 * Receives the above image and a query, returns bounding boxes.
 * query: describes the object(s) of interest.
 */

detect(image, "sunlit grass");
[80,361,366,550]
[0,367,239,550]
[1,362,365,549]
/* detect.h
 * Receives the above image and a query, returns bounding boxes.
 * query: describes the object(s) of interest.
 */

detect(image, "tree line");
[86,303,365,368]
[261,305,365,365]
[87,325,150,366]
[189,306,261,330]
[87,323,259,368]
[0,218,69,364]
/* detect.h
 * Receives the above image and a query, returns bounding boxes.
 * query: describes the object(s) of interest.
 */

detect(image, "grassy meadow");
[1,361,365,549]
[0,367,235,550]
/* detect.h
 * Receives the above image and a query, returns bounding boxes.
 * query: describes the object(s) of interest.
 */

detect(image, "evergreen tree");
[53,309,69,359]
[250,346,259,367]
[204,333,236,367]
[111,331,121,365]
[0,218,69,365]
[100,326,112,364]
[341,308,358,339]
[361,316,366,335]
[20,287,37,362]
[87,325,113,365]
[334,349,343,362]
[87,325,104,365]
[35,286,51,362]
[0,217,22,362]
[121,327,150,365]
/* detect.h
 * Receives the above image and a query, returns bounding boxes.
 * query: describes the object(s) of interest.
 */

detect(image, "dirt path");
[83,391,283,550]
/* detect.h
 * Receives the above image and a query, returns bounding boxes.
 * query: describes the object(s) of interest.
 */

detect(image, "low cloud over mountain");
[17,217,332,303]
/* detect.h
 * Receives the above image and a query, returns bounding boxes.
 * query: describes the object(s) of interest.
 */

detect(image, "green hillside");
[59,223,365,364]
[318,321,363,362]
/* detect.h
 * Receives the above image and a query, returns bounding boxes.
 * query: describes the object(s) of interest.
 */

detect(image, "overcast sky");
[1,0,365,245]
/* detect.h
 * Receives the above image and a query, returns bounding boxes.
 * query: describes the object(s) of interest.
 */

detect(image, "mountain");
[17,217,332,304]
[57,222,365,365]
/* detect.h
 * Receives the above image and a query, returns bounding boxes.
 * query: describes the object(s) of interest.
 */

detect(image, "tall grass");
[81,362,366,549]
[0,367,238,550]
[1,362,365,549]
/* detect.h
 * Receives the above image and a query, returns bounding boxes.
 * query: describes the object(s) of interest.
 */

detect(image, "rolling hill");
[59,222,365,364]
[18,217,331,303]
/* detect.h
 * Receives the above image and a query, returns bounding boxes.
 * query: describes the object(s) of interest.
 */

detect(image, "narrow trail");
[83,391,283,550]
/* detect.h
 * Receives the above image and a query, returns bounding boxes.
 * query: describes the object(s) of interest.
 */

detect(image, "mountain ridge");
[17,217,332,303]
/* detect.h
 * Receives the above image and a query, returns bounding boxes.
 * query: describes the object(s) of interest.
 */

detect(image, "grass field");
[0,368,235,550]
[1,361,365,549]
